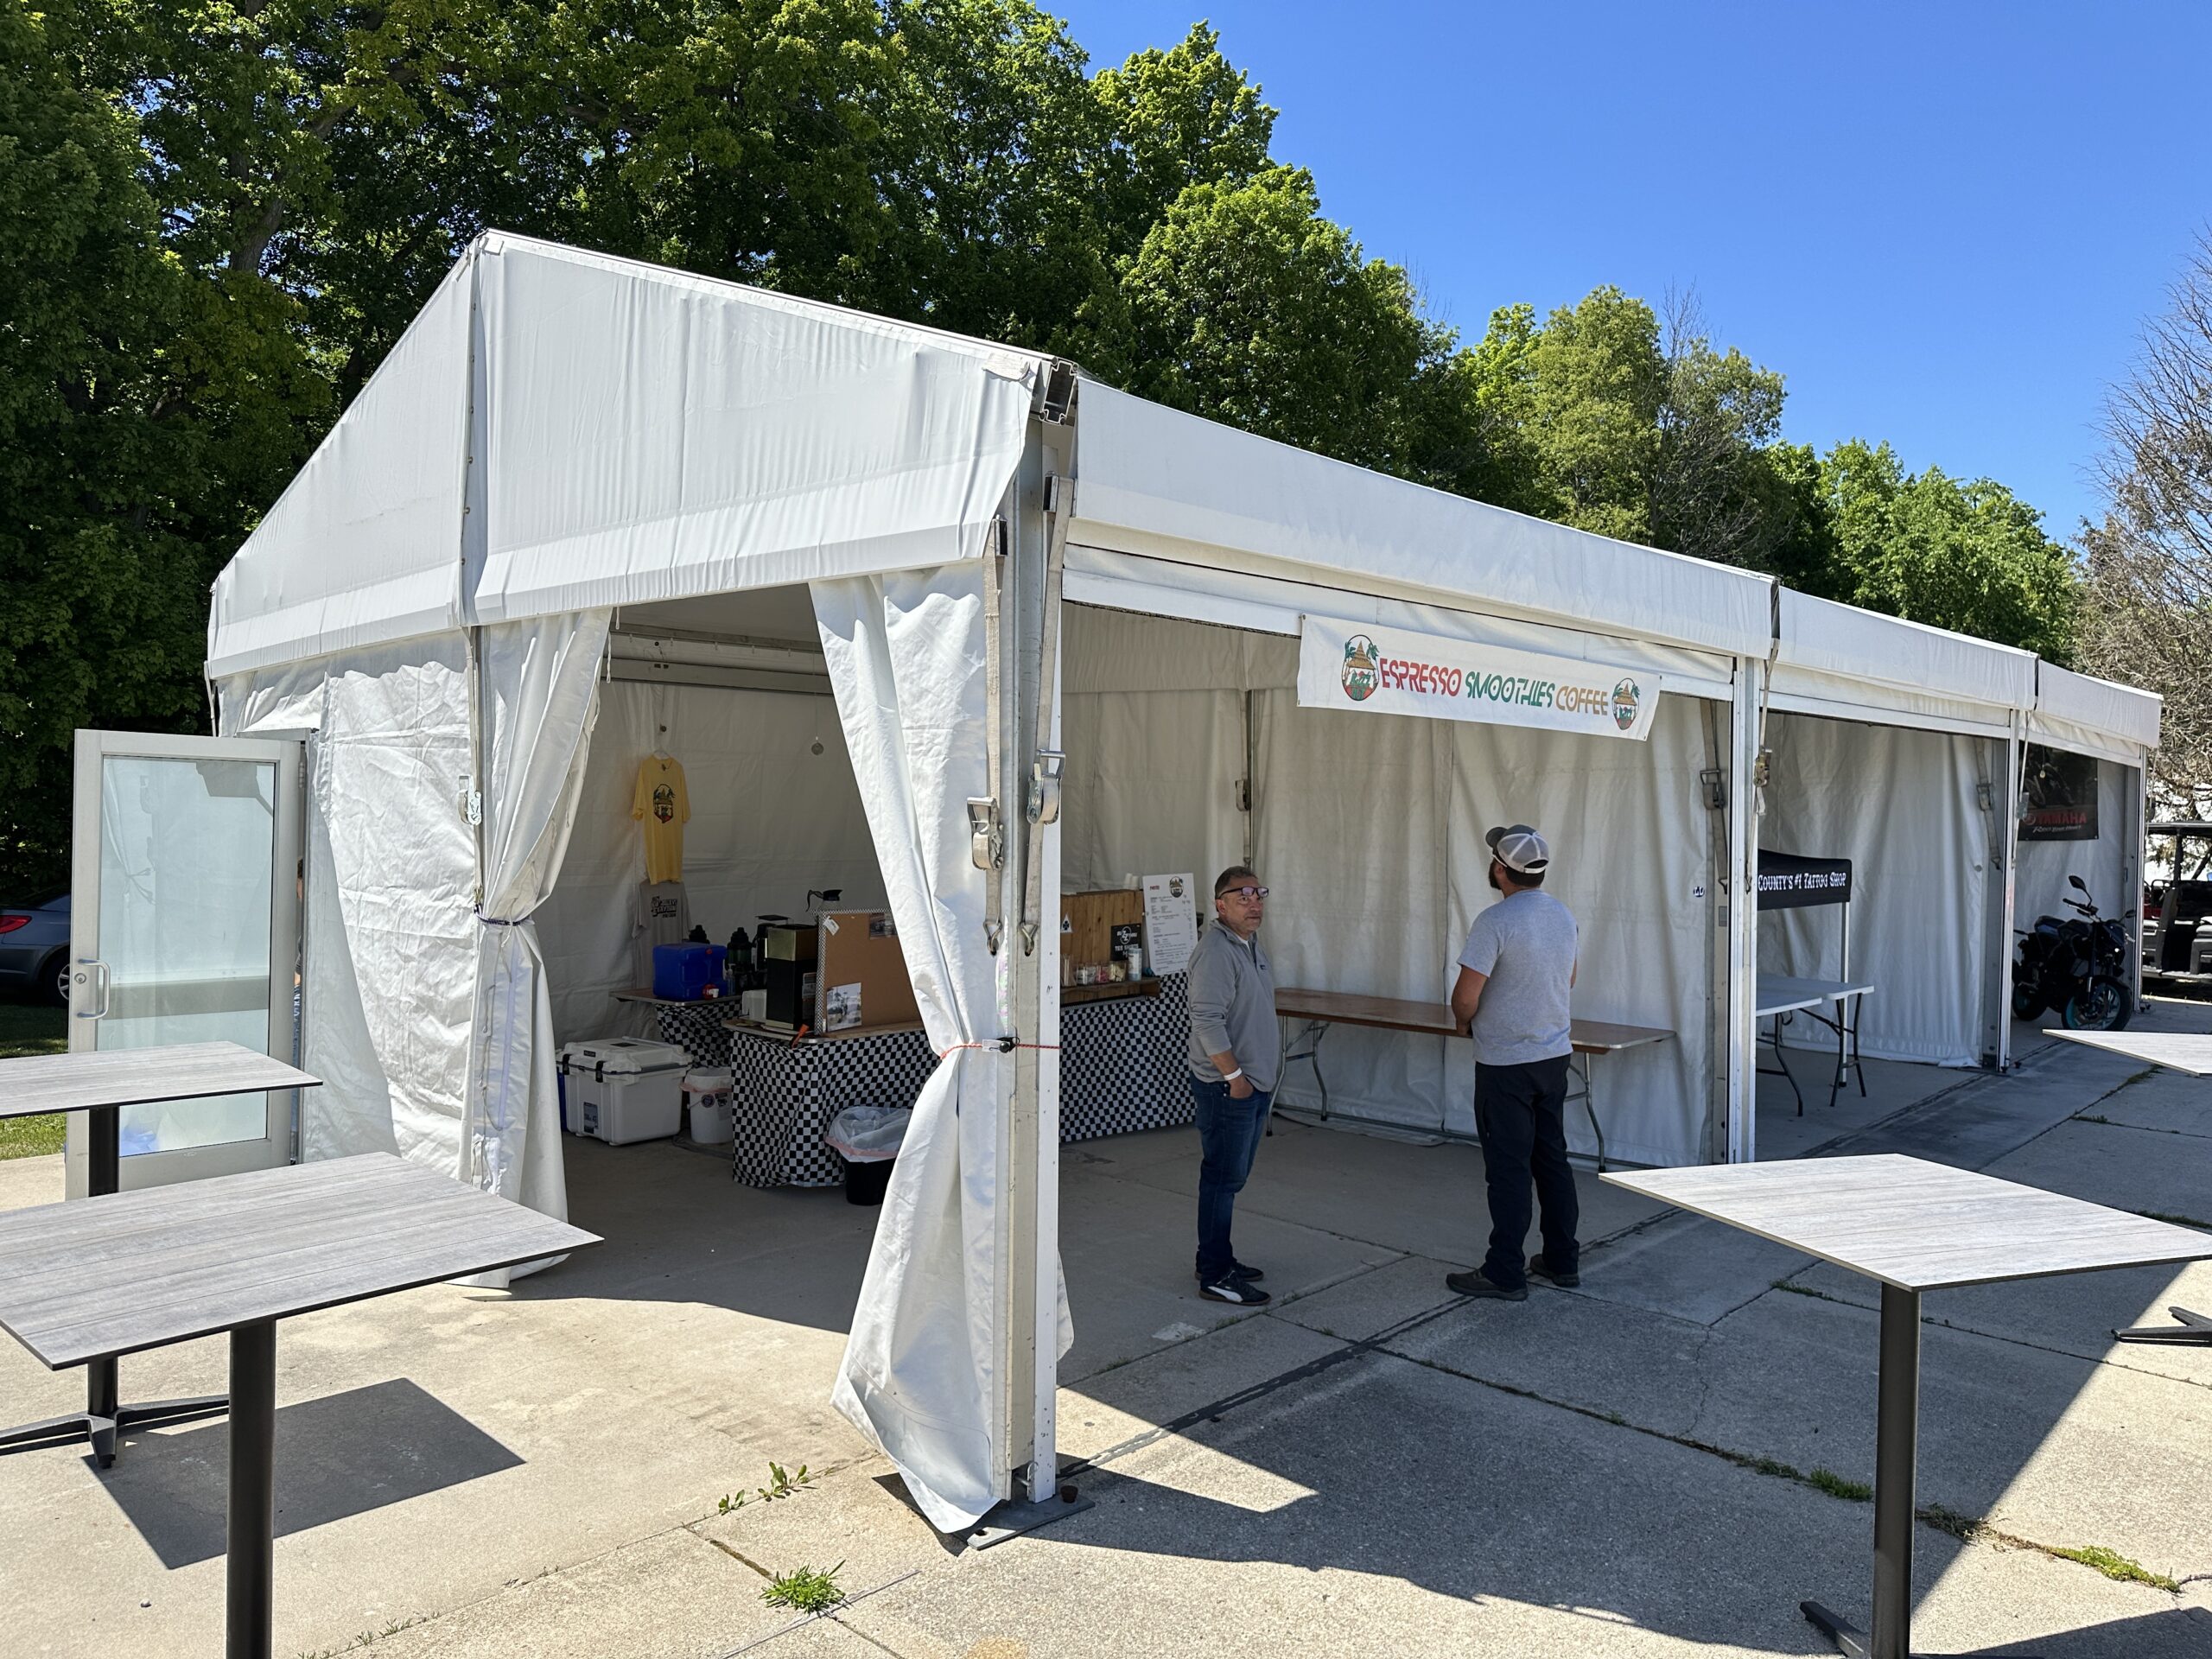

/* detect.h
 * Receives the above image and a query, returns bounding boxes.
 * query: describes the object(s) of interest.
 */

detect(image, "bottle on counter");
[728,928,749,995]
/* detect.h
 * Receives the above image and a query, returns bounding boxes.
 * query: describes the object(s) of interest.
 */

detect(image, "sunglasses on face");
[1219,886,1268,901]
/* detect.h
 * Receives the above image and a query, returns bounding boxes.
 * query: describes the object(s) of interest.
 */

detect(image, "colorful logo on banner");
[1298,616,1662,741]
[1341,634,1382,702]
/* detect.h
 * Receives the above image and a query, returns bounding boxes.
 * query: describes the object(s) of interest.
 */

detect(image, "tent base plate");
[967,1488,1094,1548]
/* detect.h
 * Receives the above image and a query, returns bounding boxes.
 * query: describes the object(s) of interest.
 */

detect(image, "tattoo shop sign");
[1296,617,1662,741]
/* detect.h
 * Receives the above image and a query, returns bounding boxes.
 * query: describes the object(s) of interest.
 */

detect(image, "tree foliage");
[0,1,2092,890]
[2077,232,2212,811]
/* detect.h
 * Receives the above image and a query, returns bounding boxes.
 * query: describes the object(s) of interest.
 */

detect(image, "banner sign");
[2019,744,2099,842]
[1757,849,1853,911]
[1296,617,1661,741]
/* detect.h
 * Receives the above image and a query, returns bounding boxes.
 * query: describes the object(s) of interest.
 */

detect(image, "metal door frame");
[67,729,304,1196]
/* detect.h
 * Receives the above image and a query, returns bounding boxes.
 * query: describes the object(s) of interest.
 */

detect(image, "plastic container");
[557,1038,688,1144]
[652,942,724,1001]
[683,1067,734,1143]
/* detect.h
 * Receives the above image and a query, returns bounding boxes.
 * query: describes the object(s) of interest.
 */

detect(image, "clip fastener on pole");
[968,798,1004,872]
[1028,752,1064,825]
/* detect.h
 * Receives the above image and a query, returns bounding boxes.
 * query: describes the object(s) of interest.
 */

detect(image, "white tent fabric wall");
[1759,713,1996,1066]
[467,613,609,1262]
[2016,758,2133,944]
[1437,698,1715,1165]
[1058,607,1718,1167]
[535,678,887,1046]
[219,637,481,1173]
[815,567,1048,1535]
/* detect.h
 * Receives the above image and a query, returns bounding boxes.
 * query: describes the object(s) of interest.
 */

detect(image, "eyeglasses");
[1218,886,1268,901]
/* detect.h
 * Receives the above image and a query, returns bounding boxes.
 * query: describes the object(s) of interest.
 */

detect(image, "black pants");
[1474,1056,1580,1292]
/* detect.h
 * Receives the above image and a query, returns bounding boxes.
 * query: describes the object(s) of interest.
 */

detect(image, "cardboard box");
[817,910,918,1031]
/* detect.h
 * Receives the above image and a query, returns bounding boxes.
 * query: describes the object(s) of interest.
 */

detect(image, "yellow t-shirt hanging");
[631,755,690,883]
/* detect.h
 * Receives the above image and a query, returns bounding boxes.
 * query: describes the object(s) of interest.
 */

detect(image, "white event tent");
[206,233,2159,1533]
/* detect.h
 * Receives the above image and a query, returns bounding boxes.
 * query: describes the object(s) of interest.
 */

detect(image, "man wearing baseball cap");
[1446,823,1581,1301]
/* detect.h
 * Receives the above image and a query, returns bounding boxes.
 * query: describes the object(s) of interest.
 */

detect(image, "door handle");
[73,959,110,1020]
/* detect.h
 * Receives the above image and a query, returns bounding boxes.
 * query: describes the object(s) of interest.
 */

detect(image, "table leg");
[1802,1282,1918,1659]
[1569,1053,1608,1173]
[1765,1017,1806,1115]
[227,1319,277,1659]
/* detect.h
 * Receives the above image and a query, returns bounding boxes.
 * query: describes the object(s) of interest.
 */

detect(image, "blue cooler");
[652,942,723,1001]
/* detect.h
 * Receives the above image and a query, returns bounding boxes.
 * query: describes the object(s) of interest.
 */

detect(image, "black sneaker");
[1446,1268,1528,1302]
[1528,1254,1580,1289]
[1193,1260,1266,1284]
[1198,1276,1272,1306]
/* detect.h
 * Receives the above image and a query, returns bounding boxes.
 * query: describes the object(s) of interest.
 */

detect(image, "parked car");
[2141,821,2212,990]
[0,889,68,1006]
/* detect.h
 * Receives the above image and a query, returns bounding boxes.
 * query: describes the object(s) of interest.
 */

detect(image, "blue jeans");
[1191,1077,1272,1281]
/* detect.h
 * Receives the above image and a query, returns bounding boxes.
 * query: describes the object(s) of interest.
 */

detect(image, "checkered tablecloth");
[717,975,1197,1188]
[647,1001,733,1069]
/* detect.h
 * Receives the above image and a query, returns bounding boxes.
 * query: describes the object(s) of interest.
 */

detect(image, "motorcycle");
[2012,875,2134,1032]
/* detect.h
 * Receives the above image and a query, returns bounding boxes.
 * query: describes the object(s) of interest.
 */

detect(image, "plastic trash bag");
[825,1103,912,1161]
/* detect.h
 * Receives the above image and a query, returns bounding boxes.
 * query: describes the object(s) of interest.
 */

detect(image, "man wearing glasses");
[1446,824,1580,1302]
[1185,866,1280,1304]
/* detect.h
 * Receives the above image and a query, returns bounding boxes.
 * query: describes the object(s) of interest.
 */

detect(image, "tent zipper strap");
[1018,478,1070,956]
[979,514,1008,953]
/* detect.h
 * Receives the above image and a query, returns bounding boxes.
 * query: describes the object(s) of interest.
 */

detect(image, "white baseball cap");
[1485,823,1552,874]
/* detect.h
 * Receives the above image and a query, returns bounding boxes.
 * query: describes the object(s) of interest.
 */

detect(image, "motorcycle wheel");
[2010,980,2044,1021]
[2063,978,2133,1033]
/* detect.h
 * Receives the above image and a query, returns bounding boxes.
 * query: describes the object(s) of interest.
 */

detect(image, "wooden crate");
[1060,889,1143,984]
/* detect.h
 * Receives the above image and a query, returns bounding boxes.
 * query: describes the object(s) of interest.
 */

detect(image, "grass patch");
[2047,1544,2179,1592]
[0,1001,69,1160]
[1772,1280,1847,1303]
[761,1561,845,1614]
[2137,1210,2212,1232]
[1807,1467,1872,1502]
[1745,1454,1802,1480]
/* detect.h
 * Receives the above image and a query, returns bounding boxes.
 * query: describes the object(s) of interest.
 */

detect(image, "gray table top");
[0,1153,597,1369]
[0,1041,320,1120]
[1603,1153,2212,1291]
[2042,1028,2212,1077]
[1757,974,1876,1018]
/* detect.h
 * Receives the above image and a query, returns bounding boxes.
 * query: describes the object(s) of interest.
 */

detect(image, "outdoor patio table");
[1273,987,1673,1170]
[1756,973,1874,1114]
[2041,1027,2212,1344]
[0,1040,320,1466]
[0,1151,597,1659]
[1603,1153,2212,1659]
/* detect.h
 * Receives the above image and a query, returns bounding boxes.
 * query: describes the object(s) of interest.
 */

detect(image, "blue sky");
[1048,0,2211,538]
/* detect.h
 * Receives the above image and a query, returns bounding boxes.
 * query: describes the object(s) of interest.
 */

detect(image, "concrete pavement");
[3,1003,2211,1656]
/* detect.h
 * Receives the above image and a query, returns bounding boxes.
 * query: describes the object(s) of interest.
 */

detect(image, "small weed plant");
[719,1461,813,1515]
[762,1560,845,1614]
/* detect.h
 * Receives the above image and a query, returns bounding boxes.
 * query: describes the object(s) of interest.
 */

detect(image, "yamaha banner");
[1296,616,1662,741]
[1758,849,1853,911]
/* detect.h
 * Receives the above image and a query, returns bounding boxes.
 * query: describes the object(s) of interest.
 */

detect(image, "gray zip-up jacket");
[1185,920,1281,1091]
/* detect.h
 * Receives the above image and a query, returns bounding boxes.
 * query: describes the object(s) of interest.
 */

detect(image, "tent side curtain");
[465,235,1041,622]
[813,566,1020,1535]
[207,256,475,678]
[1067,380,1774,661]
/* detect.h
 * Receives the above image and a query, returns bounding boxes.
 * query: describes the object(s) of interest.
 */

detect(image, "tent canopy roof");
[208,234,2160,760]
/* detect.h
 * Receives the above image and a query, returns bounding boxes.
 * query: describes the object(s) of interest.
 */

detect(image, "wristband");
[1222,1067,1243,1082]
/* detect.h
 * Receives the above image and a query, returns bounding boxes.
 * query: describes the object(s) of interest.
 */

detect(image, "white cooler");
[558,1038,688,1145]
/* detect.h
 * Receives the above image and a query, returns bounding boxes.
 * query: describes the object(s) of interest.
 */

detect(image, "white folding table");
[1757,973,1874,1114]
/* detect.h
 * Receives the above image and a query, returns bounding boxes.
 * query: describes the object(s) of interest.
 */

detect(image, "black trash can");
[844,1154,895,1206]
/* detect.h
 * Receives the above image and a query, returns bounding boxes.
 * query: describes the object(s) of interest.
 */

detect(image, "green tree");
[1,2,327,892]
[1091,166,1462,477]
[1822,440,2078,659]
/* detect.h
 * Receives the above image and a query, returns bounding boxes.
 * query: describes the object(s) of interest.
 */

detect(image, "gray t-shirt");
[1457,890,1577,1066]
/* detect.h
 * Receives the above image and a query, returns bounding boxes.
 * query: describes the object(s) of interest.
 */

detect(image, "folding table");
[1757,973,1874,1114]
[1274,987,1673,1170]
[0,1152,597,1659]
[2042,1027,2212,1344]
[1605,1154,2212,1658]
[0,1040,319,1465]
